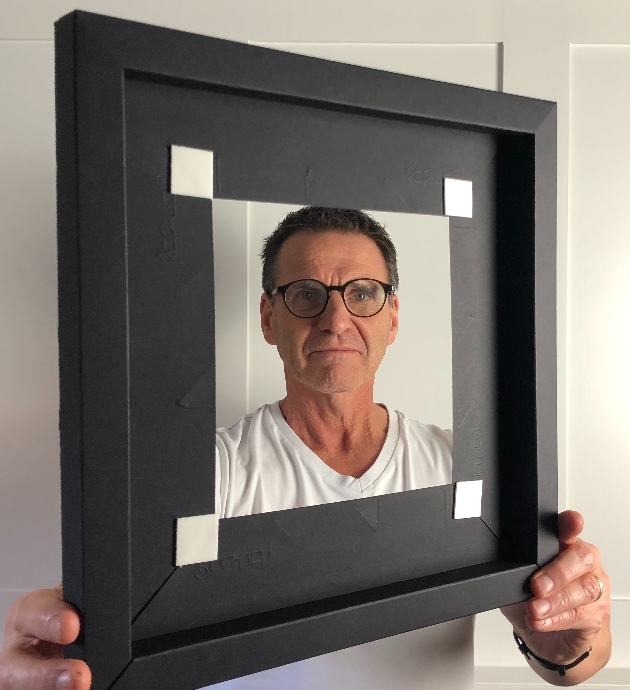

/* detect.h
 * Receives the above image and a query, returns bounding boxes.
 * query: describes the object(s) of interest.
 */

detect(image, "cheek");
[274,320,309,357]
[357,327,389,364]
[369,319,393,348]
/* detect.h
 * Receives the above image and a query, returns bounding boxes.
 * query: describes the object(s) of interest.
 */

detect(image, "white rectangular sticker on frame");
[443,178,473,218]
[170,145,214,200]
[453,480,483,519]
[175,514,219,566]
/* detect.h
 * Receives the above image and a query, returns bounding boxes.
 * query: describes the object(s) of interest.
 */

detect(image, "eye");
[347,286,376,302]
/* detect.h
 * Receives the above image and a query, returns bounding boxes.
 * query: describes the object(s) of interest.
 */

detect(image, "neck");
[279,375,389,478]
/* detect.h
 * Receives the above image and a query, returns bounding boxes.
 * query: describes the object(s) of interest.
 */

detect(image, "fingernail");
[533,574,553,596]
[532,599,550,617]
[55,671,73,690]
[48,614,61,640]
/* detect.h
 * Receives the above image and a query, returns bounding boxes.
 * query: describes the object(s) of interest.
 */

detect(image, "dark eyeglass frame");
[270,277,395,318]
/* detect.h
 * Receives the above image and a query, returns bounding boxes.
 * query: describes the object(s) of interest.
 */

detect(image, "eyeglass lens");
[284,279,386,317]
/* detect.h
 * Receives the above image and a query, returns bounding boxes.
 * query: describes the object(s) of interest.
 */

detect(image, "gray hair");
[260,206,399,295]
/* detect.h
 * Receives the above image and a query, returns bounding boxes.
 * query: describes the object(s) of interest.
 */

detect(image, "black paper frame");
[55,11,558,690]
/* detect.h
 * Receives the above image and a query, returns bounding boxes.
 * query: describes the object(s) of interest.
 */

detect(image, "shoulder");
[394,409,453,451]
[216,403,271,441]
[391,409,453,483]
[214,404,278,518]
[216,412,254,447]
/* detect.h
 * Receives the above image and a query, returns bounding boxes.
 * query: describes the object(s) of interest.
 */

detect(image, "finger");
[530,540,600,598]
[9,590,81,645]
[525,596,608,633]
[0,656,91,690]
[527,572,607,621]
[557,510,584,549]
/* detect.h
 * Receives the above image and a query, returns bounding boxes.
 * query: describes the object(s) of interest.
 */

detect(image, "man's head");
[259,207,399,397]
[260,207,399,296]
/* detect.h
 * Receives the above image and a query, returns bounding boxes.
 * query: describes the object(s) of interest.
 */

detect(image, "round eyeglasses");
[270,278,394,318]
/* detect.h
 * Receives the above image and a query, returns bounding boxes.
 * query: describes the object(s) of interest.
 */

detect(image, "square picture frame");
[55,11,558,690]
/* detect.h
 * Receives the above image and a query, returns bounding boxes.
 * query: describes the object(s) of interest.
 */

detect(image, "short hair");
[260,206,399,295]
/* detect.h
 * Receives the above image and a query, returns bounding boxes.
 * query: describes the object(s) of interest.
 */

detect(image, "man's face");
[260,231,399,396]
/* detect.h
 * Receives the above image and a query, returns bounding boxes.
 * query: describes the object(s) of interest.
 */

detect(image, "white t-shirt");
[215,401,453,518]
[210,402,475,690]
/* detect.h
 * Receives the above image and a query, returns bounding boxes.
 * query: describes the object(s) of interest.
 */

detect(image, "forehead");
[275,230,389,283]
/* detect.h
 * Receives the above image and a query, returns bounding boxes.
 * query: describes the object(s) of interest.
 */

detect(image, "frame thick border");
[55,11,558,689]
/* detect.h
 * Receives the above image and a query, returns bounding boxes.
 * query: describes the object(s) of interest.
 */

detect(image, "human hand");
[0,586,91,690]
[501,510,611,677]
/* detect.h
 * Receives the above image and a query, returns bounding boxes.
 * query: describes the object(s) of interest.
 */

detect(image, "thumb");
[557,510,584,550]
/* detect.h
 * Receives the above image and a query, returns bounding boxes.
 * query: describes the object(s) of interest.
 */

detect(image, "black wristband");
[513,631,592,677]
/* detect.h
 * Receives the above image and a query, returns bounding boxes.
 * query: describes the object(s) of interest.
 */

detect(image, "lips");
[305,340,365,356]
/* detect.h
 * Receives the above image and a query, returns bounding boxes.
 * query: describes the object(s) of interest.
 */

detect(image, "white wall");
[235,202,453,430]
[1,2,629,688]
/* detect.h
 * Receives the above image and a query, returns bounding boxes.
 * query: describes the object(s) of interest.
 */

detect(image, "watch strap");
[513,631,592,677]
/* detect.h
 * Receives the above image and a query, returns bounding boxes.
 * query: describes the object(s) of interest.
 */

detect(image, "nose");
[316,289,352,334]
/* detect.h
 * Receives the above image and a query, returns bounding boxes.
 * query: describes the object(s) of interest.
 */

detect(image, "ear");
[260,293,277,345]
[387,293,399,346]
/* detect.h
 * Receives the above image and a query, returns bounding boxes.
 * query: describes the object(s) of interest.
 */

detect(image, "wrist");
[513,631,592,677]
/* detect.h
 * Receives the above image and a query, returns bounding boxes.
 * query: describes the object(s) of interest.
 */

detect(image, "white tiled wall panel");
[0,2,629,685]
[569,0,630,44]
[0,42,62,591]
[0,0,249,40]
[247,0,504,43]
[568,45,630,600]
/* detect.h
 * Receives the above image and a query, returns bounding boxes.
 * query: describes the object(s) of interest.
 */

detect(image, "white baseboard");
[475,666,630,689]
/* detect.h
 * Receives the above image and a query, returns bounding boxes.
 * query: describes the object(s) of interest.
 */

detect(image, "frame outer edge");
[55,9,85,655]
[117,565,536,690]
[56,10,134,688]
[73,9,550,135]
[76,10,133,685]
[54,11,560,688]
[535,105,559,566]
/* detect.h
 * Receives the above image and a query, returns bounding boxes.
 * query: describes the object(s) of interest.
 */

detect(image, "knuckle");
[595,605,610,627]
[576,541,599,569]
[583,575,600,601]
[555,589,571,611]
[563,607,580,626]
[558,562,578,584]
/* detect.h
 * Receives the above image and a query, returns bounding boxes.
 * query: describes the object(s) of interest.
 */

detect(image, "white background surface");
[216,201,453,430]
[1,2,629,688]
[227,199,453,429]
[214,199,453,431]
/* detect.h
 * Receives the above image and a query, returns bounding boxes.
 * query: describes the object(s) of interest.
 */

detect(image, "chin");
[303,373,368,396]
[312,383,359,395]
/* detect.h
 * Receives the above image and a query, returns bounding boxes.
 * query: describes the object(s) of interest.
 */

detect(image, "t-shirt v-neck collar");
[269,400,400,494]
